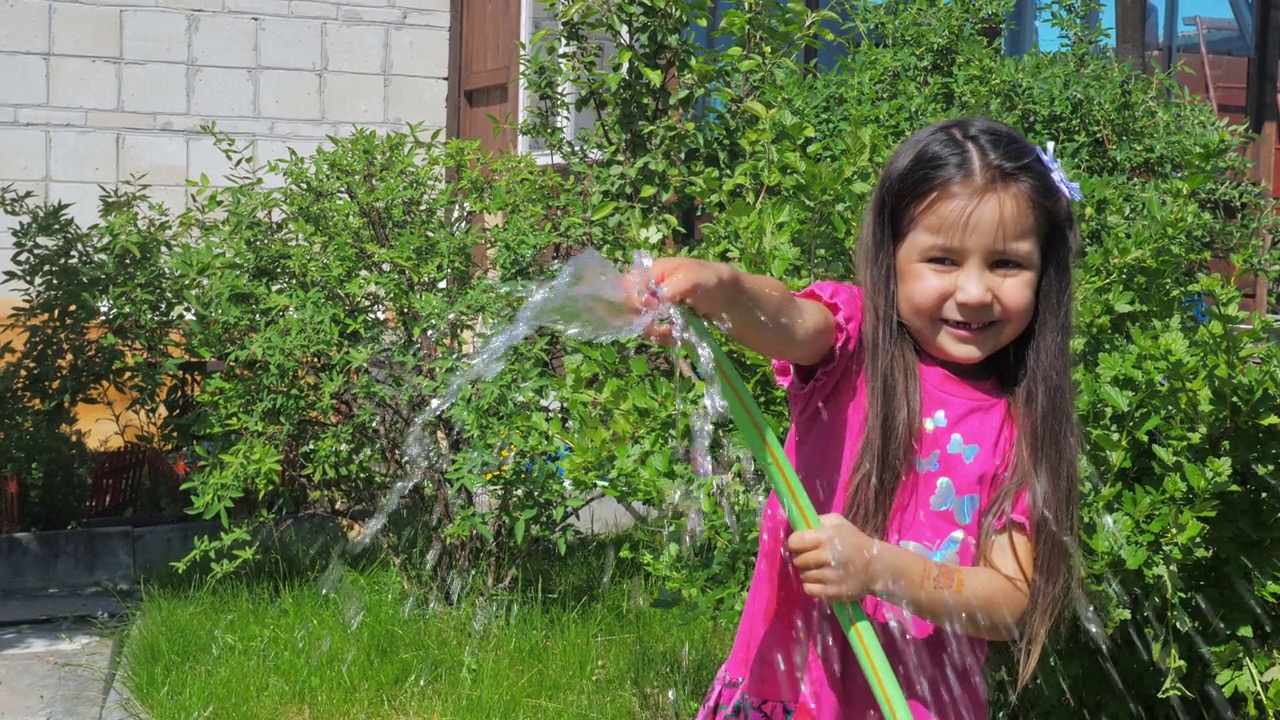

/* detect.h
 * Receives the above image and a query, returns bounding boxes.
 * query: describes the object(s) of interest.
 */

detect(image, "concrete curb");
[0,587,137,626]
[0,521,221,594]
[0,492,653,596]
[101,617,143,720]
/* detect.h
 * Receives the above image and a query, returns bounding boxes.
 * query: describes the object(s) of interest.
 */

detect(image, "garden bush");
[3,128,706,589]
[151,129,708,589]
[1,0,1277,714]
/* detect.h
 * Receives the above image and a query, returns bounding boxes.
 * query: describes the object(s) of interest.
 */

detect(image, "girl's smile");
[940,319,995,333]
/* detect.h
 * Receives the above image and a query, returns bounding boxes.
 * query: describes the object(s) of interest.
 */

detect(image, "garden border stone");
[0,521,220,593]
[0,491,648,595]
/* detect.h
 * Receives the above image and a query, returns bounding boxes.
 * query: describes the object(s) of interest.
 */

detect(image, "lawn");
[118,546,735,719]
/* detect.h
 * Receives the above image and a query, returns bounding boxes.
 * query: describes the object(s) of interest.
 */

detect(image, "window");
[1172,0,1256,57]
[516,0,622,159]
[1024,0,1255,61]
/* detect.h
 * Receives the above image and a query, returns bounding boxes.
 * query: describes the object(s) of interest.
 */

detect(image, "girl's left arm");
[789,518,1033,641]
[870,530,1034,641]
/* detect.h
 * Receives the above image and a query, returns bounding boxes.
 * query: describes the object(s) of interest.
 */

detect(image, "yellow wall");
[1,296,155,451]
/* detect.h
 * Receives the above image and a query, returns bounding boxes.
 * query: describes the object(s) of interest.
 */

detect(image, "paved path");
[0,591,134,720]
[0,622,115,720]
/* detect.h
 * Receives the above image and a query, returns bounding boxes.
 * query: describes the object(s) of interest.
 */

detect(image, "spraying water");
[323,249,732,602]
[423,250,667,419]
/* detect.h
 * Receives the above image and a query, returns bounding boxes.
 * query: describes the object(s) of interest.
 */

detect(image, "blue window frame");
[688,0,736,53]
[686,0,865,69]
[689,0,1256,65]
[1015,0,1254,59]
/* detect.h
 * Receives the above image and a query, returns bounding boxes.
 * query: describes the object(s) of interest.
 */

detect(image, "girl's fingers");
[790,548,832,572]
[799,568,834,584]
[642,322,676,346]
[802,583,832,600]
[818,513,850,528]
[655,273,699,307]
[643,257,730,319]
[787,529,823,555]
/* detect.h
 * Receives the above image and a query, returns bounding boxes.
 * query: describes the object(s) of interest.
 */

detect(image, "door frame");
[446,0,462,140]
[448,0,522,152]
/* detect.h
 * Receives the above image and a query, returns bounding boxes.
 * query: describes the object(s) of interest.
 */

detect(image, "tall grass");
[119,538,734,719]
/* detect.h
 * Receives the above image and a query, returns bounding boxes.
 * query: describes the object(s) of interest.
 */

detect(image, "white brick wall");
[121,63,189,112]
[122,10,189,62]
[259,69,321,119]
[51,5,122,57]
[0,0,452,295]
[191,14,257,66]
[259,18,322,69]
[326,23,385,73]
[0,129,49,180]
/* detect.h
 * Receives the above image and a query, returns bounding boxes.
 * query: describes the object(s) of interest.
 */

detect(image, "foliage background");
[2,0,1278,715]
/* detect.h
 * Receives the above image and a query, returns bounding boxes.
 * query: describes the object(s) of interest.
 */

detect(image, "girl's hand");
[646,256,739,316]
[787,514,881,602]
[623,256,740,344]
[621,255,833,364]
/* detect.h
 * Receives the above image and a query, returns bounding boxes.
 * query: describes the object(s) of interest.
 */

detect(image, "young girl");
[637,118,1082,719]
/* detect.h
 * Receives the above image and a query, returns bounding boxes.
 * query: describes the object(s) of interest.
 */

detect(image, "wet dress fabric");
[696,282,1028,720]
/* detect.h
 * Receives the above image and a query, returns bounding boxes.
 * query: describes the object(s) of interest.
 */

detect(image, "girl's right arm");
[640,257,836,365]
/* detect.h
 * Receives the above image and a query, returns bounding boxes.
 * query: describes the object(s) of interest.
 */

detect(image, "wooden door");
[457,0,520,154]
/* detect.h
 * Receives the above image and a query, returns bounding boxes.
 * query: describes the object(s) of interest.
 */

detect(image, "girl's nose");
[953,267,993,306]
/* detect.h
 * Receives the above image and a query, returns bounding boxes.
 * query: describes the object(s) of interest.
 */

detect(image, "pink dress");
[696,281,1029,720]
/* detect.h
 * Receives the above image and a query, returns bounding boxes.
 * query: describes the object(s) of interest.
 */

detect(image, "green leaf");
[1100,385,1131,412]
[1121,544,1149,569]
[743,101,768,120]
[591,201,618,221]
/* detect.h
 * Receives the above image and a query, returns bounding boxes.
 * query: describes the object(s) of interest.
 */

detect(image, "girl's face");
[894,187,1041,378]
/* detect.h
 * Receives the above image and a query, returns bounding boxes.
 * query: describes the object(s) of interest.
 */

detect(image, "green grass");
[120,548,734,719]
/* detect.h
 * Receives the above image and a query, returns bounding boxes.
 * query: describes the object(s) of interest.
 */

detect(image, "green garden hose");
[679,312,913,719]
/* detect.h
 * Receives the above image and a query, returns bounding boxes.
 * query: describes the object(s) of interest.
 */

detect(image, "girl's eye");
[991,259,1023,271]
[927,257,957,266]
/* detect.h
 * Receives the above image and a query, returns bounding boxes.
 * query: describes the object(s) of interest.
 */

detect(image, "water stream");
[320,249,733,611]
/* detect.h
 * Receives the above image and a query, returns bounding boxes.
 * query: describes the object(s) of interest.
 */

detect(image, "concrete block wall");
[0,0,450,294]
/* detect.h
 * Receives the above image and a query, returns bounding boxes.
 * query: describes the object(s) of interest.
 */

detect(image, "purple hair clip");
[1036,141,1083,202]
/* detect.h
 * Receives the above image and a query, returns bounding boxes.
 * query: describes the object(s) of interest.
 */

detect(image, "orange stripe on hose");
[711,355,905,720]
[710,356,812,531]
[851,625,900,719]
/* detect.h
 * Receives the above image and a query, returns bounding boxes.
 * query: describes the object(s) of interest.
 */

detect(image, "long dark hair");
[849,118,1081,687]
